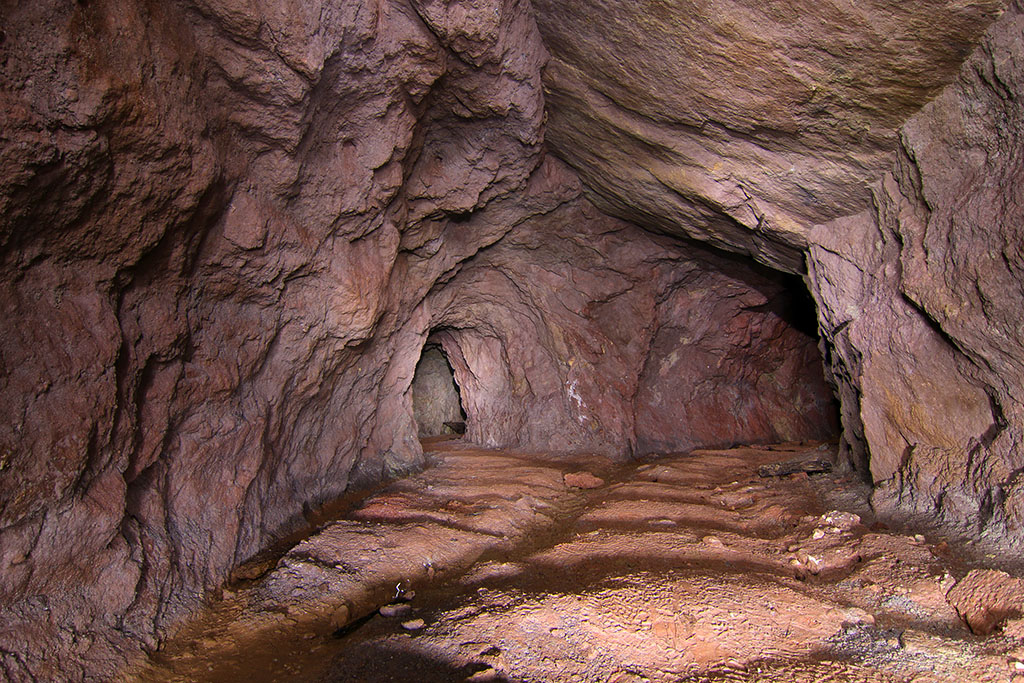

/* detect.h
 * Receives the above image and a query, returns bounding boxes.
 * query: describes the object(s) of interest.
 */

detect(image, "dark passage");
[411,344,466,437]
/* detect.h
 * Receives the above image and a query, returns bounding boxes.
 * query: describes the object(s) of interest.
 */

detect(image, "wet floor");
[130,440,1024,682]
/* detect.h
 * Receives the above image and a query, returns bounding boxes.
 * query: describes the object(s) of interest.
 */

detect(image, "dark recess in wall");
[412,342,466,438]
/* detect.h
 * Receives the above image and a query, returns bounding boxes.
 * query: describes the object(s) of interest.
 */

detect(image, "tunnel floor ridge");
[133,441,1024,682]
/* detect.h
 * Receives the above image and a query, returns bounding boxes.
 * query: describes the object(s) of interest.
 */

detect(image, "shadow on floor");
[322,639,513,683]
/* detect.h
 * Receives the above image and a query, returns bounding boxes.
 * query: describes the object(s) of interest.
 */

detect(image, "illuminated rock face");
[0,0,1020,678]
[808,2,1024,544]
[531,0,1007,271]
[0,0,551,675]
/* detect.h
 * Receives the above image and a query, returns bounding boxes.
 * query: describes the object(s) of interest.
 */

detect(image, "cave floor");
[133,441,1024,683]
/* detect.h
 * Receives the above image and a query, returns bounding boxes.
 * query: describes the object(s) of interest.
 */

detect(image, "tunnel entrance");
[633,264,841,456]
[412,343,466,437]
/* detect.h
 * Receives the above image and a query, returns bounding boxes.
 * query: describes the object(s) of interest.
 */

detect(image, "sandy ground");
[130,440,1024,682]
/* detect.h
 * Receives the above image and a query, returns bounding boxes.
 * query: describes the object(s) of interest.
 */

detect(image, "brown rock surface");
[411,346,464,437]
[0,0,551,676]
[807,0,1024,548]
[417,171,837,458]
[947,569,1024,635]
[532,0,1006,270]
[135,442,1018,682]
[563,471,605,489]
[1,0,1023,678]
[0,1,835,677]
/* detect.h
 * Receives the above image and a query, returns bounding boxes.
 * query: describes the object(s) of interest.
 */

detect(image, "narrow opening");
[411,343,466,438]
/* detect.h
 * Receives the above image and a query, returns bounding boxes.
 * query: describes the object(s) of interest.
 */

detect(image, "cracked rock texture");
[532,0,1007,271]
[807,0,1024,550]
[411,346,463,437]
[0,0,1022,679]
[0,0,832,678]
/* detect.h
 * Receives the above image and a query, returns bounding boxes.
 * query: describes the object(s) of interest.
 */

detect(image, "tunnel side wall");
[807,0,1024,549]
[0,0,1020,678]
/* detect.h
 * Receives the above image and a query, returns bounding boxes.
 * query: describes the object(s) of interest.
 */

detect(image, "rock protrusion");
[946,569,1024,635]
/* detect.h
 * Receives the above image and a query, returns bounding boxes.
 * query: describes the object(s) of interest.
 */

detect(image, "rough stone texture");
[807,0,1024,548]
[530,0,1024,556]
[946,569,1024,635]
[413,164,836,457]
[0,0,550,677]
[0,1,835,678]
[411,346,463,437]
[563,471,605,489]
[532,0,1008,271]
[140,443,1014,682]
[2,0,1023,679]
[634,266,833,455]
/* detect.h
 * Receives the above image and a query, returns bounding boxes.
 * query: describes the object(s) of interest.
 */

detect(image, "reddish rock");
[947,570,1024,635]
[0,0,550,676]
[563,471,605,490]
[531,0,1005,271]
[412,346,464,437]
[807,2,1024,545]
[0,0,1020,679]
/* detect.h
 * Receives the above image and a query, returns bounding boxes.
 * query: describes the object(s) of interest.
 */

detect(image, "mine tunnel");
[2,1,1024,682]
[412,341,467,438]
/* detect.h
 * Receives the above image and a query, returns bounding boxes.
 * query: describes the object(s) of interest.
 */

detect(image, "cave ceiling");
[530,0,1008,271]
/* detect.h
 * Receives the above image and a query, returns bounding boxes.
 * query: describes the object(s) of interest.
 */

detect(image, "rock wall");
[0,1,836,678]
[1,0,550,677]
[807,0,1024,549]
[414,164,837,458]
[3,0,1021,678]
[531,0,1023,548]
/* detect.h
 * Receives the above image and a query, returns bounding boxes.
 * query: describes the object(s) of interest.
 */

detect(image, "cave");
[411,342,466,438]
[2,0,1024,681]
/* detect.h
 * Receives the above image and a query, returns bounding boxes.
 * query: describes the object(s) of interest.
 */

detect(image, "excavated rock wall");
[532,0,1023,548]
[531,0,1007,271]
[2,0,1021,678]
[415,166,836,457]
[807,0,1024,547]
[0,0,835,678]
[1,0,553,676]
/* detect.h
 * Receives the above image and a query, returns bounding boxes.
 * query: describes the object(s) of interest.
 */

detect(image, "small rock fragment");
[821,511,861,531]
[946,569,1024,635]
[563,471,605,489]
[702,535,725,548]
[380,603,412,618]
[401,618,426,631]
[757,458,832,477]
[796,551,823,574]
